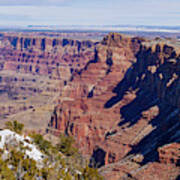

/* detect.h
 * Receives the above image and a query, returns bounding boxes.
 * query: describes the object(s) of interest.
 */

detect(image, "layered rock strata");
[0,32,96,131]
[49,33,180,179]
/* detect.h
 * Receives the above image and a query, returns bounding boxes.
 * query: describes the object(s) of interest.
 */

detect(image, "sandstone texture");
[49,33,180,179]
[158,143,180,165]
[0,31,179,179]
[0,32,96,131]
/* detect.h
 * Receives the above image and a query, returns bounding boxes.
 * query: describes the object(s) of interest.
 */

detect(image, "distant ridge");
[0,25,180,34]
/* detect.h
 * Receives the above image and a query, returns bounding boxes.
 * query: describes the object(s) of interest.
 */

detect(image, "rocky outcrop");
[158,143,180,165]
[49,33,143,157]
[49,33,180,179]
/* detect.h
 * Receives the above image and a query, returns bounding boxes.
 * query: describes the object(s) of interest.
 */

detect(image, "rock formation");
[0,33,95,78]
[49,33,180,179]
[0,32,96,131]
[0,31,179,179]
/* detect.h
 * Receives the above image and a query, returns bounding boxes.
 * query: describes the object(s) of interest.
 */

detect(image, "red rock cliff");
[49,33,180,179]
[0,33,96,79]
[0,32,97,130]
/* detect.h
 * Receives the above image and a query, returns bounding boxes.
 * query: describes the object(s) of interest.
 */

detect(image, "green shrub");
[22,158,37,177]
[5,120,24,134]
[82,165,103,180]
[0,157,15,180]
[31,133,52,154]
[57,134,78,156]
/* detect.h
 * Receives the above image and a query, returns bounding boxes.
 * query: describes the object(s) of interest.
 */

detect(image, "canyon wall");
[0,31,179,179]
[0,32,96,131]
[49,33,180,179]
[0,33,96,78]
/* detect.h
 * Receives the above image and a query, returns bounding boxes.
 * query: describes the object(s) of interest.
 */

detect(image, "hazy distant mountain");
[0,25,180,33]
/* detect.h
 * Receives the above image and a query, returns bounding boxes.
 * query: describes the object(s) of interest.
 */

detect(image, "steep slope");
[49,33,142,156]
[49,33,180,179]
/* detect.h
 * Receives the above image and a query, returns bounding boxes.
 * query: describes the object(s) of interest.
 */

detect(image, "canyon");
[49,33,180,179]
[0,32,96,131]
[0,31,179,179]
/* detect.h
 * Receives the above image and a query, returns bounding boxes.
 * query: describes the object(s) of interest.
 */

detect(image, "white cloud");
[0,0,68,6]
[0,0,179,26]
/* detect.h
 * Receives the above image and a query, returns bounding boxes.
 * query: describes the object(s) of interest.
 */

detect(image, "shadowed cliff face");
[104,42,180,164]
[49,33,180,180]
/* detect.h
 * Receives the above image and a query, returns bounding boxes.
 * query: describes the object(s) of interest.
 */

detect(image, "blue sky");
[0,0,179,26]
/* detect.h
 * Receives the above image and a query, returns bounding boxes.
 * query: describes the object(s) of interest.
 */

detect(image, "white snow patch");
[0,129,44,162]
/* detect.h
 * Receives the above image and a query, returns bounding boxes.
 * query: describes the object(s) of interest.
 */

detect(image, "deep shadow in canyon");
[104,44,180,165]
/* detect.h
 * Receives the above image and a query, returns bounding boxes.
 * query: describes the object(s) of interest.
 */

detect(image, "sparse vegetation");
[82,165,103,180]
[5,120,24,134]
[30,133,52,154]
[0,121,103,180]
[57,134,78,156]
